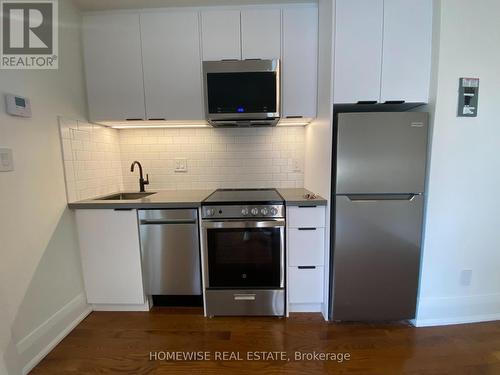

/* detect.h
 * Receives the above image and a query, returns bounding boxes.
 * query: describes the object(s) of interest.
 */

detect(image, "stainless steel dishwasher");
[138,209,201,297]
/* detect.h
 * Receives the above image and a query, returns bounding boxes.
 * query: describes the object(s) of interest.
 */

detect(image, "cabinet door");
[333,0,383,104]
[288,266,324,303]
[241,9,281,60]
[380,0,433,103]
[76,209,145,305]
[141,12,204,120]
[282,7,318,118]
[82,14,146,121]
[288,228,325,267]
[201,10,241,61]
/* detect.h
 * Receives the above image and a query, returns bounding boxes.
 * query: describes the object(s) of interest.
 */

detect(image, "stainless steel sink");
[99,192,155,200]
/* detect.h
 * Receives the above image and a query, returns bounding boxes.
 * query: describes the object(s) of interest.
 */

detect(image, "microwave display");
[206,72,277,114]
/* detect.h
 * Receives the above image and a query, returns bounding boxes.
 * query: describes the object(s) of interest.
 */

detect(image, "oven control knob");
[251,208,259,216]
[270,207,278,216]
[260,208,269,216]
[206,208,215,217]
[241,208,249,216]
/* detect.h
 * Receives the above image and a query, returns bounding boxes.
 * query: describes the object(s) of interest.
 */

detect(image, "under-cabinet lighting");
[277,118,313,126]
[96,118,313,129]
[98,120,210,129]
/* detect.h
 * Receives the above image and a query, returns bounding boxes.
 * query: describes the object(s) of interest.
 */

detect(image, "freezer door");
[336,112,428,194]
[332,194,424,321]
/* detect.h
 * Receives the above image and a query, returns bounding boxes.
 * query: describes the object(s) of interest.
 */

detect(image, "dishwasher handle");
[140,219,197,225]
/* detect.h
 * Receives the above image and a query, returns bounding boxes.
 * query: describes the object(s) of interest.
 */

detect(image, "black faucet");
[130,161,149,192]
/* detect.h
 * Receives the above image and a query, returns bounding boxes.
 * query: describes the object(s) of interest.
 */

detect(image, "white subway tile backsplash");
[60,119,305,199]
[59,118,123,202]
[119,127,305,191]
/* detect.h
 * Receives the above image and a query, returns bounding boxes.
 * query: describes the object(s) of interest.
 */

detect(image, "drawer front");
[288,228,325,266]
[205,289,285,316]
[288,266,324,304]
[288,206,325,228]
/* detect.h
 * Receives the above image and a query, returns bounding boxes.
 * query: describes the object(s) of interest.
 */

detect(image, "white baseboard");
[92,300,150,311]
[289,303,323,313]
[415,293,500,327]
[414,313,500,327]
[17,293,92,375]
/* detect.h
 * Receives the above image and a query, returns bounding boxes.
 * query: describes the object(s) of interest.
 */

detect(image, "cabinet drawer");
[287,206,325,228]
[288,228,325,266]
[288,266,324,303]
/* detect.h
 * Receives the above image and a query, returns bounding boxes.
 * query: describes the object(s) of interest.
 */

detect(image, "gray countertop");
[67,190,214,209]
[277,188,327,206]
[68,188,327,209]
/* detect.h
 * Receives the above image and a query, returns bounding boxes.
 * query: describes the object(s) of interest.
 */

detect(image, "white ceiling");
[73,0,315,12]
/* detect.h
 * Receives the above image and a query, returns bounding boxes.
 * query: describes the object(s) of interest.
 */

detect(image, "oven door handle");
[202,219,285,229]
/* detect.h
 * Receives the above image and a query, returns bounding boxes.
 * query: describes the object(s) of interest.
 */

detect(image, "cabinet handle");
[298,205,316,208]
[113,208,133,211]
[286,115,303,119]
[384,100,405,104]
[356,100,377,105]
[125,118,143,121]
[298,228,317,231]
[298,266,316,270]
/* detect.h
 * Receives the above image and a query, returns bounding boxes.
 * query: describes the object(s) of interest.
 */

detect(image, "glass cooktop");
[203,188,284,204]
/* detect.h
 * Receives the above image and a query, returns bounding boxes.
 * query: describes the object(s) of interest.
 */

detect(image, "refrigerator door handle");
[346,194,417,202]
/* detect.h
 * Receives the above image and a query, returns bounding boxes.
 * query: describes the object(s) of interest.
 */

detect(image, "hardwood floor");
[32,308,500,374]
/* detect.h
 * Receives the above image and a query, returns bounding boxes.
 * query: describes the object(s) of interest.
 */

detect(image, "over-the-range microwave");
[202,59,280,127]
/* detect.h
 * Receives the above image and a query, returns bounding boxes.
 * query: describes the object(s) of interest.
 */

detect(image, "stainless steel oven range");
[201,189,285,316]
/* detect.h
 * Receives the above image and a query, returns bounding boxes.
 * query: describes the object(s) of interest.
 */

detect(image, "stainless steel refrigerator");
[330,112,428,321]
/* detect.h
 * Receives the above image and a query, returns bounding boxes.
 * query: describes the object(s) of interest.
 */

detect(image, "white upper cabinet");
[82,13,146,121]
[282,7,318,118]
[333,0,432,104]
[140,12,204,120]
[82,6,320,123]
[380,0,433,103]
[241,9,281,60]
[201,10,241,61]
[334,0,383,104]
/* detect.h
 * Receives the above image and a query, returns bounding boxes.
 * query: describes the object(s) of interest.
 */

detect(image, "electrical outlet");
[292,159,301,172]
[174,158,187,173]
[460,270,472,286]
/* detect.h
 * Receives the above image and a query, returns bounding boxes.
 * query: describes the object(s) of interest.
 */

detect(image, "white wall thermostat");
[5,94,32,118]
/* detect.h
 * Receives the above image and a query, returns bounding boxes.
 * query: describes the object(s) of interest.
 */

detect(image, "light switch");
[174,158,187,173]
[0,148,14,172]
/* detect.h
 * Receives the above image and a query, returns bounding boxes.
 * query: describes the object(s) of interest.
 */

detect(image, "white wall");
[304,0,334,319]
[0,1,90,373]
[416,0,500,326]
[119,127,305,191]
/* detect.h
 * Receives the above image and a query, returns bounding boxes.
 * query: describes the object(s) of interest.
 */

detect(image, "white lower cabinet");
[288,228,325,266]
[289,266,324,304]
[75,209,146,308]
[286,205,326,312]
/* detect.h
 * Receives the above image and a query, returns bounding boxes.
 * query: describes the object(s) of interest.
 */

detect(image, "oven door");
[202,219,285,289]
